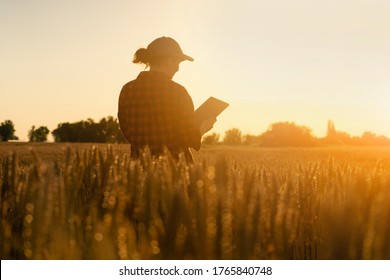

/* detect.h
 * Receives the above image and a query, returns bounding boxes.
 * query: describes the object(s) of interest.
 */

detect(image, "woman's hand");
[200,117,217,135]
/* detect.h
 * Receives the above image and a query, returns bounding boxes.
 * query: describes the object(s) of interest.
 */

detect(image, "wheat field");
[1,143,390,260]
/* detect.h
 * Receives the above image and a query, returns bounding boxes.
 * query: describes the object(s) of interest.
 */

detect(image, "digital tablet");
[194,97,229,124]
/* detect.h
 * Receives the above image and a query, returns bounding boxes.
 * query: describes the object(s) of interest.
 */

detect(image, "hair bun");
[132,48,150,64]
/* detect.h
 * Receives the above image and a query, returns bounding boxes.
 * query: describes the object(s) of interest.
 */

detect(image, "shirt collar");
[137,71,170,80]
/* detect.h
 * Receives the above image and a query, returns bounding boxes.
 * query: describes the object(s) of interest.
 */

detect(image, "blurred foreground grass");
[1,143,390,259]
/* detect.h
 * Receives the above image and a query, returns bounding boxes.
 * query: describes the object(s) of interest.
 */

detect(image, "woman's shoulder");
[169,79,187,93]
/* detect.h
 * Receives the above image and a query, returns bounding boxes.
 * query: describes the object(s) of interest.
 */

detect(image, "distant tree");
[52,122,74,142]
[335,131,353,145]
[0,120,19,141]
[328,131,352,145]
[360,132,390,146]
[28,126,50,142]
[52,119,102,143]
[99,116,127,143]
[243,134,261,145]
[223,128,242,145]
[52,116,126,143]
[76,118,104,142]
[202,132,220,145]
[322,120,390,146]
[259,122,317,147]
[327,120,336,138]
[323,120,352,145]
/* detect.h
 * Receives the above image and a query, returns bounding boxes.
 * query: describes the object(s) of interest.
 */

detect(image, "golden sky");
[1,0,389,140]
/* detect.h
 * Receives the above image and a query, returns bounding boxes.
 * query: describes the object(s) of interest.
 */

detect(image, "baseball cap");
[147,37,194,62]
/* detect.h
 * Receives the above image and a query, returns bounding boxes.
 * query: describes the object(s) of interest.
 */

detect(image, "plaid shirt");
[118,71,201,159]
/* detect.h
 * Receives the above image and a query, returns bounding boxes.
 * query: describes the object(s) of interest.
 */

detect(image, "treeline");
[51,117,126,143]
[0,117,126,143]
[1,118,390,146]
[203,120,390,147]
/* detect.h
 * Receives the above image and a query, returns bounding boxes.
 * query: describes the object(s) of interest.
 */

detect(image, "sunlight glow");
[1,0,390,140]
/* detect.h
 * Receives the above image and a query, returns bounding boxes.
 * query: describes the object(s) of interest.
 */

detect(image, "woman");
[118,36,215,162]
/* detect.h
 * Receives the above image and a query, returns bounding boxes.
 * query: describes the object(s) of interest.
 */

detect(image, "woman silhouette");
[118,37,215,162]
